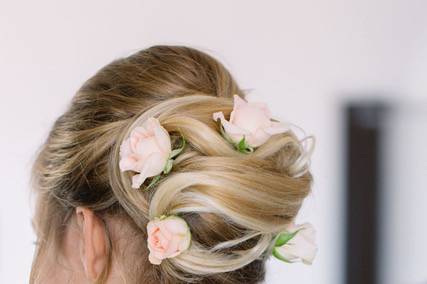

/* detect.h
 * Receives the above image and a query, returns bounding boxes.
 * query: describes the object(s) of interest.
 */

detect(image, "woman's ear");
[75,207,108,281]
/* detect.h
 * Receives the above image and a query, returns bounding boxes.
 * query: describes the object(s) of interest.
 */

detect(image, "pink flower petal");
[158,231,171,249]
[249,101,272,119]
[132,135,155,156]
[146,216,191,265]
[213,111,250,143]
[162,217,189,234]
[232,94,247,110]
[130,152,167,188]
[129,127,150,151]
[246,128,271,147]
[119,154,139,172]
[158,221,174,241]
[153,121,172,154]
[212,111,224,122]
[178,233,191,251]
[231,105,270,132]
[164,235,181,257]
[276,222,318,265]
[148,253,162,265]
[145,117,159,131]
[119,139,132,157]
[147,221,158,235]
[212,96,293,150]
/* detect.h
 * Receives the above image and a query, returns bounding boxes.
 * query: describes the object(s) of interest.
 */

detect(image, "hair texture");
[30,45,313,284]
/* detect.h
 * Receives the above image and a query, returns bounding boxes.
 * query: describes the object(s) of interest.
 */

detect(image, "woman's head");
[30,45,313,283]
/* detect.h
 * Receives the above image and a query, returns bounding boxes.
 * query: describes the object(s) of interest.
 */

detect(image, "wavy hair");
[30,45,313,284]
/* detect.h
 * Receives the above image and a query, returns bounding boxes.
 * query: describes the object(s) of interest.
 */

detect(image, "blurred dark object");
[344,103,388,284]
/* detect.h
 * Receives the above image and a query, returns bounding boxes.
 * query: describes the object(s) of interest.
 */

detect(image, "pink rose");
[273,222,318,265]
[119,117,172,189]
[212,95,290,148]
[146,215,191,265]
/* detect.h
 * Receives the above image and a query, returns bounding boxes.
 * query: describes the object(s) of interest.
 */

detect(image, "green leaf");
[235,136,254,154]
[163,159,173,174]
[243,145,254,154]
[237,136,246,150]
[272,247,292,263]
[169,149,181,159]
[145,175,161,190]
[219,125,254,153]
[274,229,301,247]
[170,134,186,159]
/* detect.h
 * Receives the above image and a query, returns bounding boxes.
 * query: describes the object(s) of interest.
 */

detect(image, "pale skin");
[33,207,122,283]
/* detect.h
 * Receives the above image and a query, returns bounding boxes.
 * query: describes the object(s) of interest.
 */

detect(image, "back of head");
[30,45,313,283]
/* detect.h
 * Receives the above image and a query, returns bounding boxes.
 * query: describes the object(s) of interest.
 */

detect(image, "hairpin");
[146,215,191,265]
[272,222,318,265]
[212,94,290,153]
[119,117,186,189]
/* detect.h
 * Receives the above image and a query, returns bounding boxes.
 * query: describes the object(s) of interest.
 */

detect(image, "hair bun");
[32,46,314,284]
[111,94,313,282]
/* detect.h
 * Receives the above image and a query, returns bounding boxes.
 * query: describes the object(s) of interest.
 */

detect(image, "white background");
[379,106,427,284]
[1,1,426,283]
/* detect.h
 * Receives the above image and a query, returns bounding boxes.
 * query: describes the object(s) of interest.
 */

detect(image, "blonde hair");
[30,45,313,284]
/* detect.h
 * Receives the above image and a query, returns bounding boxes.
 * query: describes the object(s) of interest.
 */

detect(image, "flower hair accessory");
[212,94,290,153]
[272,222,318,265]
[147,215,191,265]
[119,117,186,189]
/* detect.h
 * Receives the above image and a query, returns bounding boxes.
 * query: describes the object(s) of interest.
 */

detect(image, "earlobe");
[76,207,108,282]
